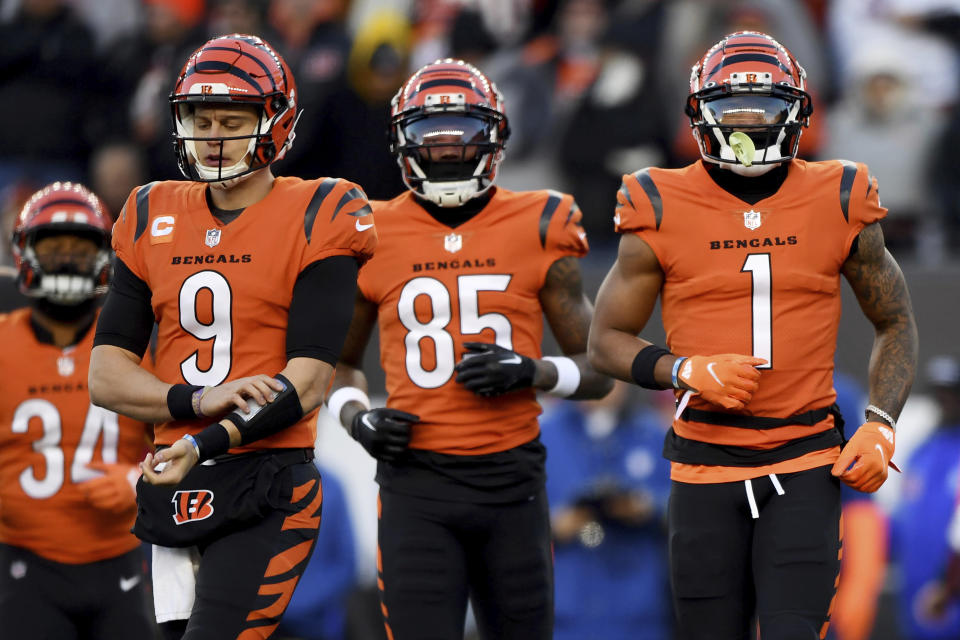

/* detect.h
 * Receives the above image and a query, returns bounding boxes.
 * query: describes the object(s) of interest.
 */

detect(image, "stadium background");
[2,0,959,638]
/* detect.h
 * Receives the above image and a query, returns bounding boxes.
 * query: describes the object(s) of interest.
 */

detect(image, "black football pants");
[668,465,842,640]
[159,460,322,640]
[0,543,154,640]
[377,488,553,640]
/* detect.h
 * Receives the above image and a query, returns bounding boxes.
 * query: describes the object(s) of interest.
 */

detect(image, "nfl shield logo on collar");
[205,228,221,247]
[444,232,462,253]
[743,210,762,230]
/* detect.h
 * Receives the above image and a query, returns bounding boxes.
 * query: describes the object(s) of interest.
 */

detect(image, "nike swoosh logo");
[361,413,377,431]
[706,362,724,387]
[355,219,373,231]
[119,574,142,592]
[501,355,522,365]
[875,443,886,466]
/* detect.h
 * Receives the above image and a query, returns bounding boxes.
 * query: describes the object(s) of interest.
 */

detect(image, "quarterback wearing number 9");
[88,34,375,639]
[587,31,918,639]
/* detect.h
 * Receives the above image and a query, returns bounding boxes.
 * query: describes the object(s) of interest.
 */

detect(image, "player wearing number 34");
[88,34,375,639]
[587,31,918,639]
[326,59,612,640]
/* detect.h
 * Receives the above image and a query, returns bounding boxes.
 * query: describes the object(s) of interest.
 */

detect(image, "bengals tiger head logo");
[171,490,214,525]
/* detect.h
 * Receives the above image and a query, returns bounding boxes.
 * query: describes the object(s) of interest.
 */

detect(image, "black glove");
[454,342,536,397]
[350,409,419,462]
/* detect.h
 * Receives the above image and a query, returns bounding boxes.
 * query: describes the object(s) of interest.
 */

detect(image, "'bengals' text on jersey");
[362,188,588,455]
[0,309,149,563]
[615,159,885,483]
[112,177,376,450]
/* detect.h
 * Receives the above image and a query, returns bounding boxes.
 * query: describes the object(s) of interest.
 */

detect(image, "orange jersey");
[361,189,588,455]
[113,177,376,449]
[615,159,886,482]
[0,309,148,563]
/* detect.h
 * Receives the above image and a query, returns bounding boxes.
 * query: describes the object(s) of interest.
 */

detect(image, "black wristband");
[630,345,672,390]
[167,384,203,420]
[192,423,232,461]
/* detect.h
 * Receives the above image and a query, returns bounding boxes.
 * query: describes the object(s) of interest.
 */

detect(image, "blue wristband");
[671,357,688,390]
[181,434,200,460]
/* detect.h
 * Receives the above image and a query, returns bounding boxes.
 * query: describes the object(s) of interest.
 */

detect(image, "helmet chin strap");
[420,179,486,207]
[725,161,781,177]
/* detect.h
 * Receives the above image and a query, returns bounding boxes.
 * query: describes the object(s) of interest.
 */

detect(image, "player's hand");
[197,375,285,417]
[677,354,766,410]
[140,439,198,486]
[831,421,897,492]
[454,342,536,397]
[350,409,419,462]
[81,463,139,513]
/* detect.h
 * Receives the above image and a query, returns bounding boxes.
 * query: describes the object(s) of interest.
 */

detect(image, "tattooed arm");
[537,256,614,399]
[841,222,919,423]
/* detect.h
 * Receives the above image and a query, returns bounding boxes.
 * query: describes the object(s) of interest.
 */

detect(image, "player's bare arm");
[538,255,614,399]
[841,222,919,420]
[326,293,418,461]
[89,344,282,423]
[142,356,332,485]
[589,233,763,409]
[329,292,378,425]
[588,233,672,383]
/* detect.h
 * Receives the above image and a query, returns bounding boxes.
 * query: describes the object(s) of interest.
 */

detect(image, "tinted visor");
[401,113,493,147]
[703,95,792,127]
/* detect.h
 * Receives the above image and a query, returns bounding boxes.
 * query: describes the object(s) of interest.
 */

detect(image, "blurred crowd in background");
[3,0,960,639]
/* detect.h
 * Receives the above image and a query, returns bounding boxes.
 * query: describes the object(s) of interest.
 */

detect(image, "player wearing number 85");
[587,31,918,638]
[88,34,375,640]
[0,182,155,638]
[326,58,612,640]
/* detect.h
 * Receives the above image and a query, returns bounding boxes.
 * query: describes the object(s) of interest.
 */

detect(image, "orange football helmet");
[390,58,510,207]
[686,31,813,175]
[12,182,112,305]
[170,34,299,186]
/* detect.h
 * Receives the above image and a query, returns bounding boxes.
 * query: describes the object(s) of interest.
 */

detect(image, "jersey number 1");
[741,253,772,368]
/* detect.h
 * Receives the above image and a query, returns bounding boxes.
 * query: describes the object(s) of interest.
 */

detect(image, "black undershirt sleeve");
[93,258,155,357]
[286,255,359,365]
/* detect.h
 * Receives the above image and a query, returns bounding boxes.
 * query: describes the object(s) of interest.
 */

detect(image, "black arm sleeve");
[286,255,359,364]
[93,258,155,357]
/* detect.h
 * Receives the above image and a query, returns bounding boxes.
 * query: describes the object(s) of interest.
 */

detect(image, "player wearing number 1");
[0,182,154,638]
[326,59,612,640]
[588,32,918,638]
[88,35,375,639]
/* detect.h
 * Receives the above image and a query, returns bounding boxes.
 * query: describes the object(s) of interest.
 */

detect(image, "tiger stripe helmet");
[686,31,813,174]
[12,182,112,304]
[170,34,299,187]
[390,59,510,207]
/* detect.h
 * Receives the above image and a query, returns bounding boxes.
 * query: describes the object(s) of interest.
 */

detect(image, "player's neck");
[415,188,495,228]
[705,161,789,205]
[206,168,275,211]
[30,306,96,348]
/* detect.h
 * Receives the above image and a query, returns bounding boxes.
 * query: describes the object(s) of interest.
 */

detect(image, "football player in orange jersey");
[0,182,155,638]
[325,59,612,640]
[87,35,376,640]
[588,31,919,639]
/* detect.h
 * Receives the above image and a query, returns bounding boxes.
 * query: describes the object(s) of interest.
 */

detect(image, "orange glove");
[81,463,139,513]
[677,354,766,410]
[831,422,897,493]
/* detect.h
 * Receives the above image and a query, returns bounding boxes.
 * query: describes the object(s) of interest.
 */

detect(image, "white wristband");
[543,356,581,397]
[327,387,371,424]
